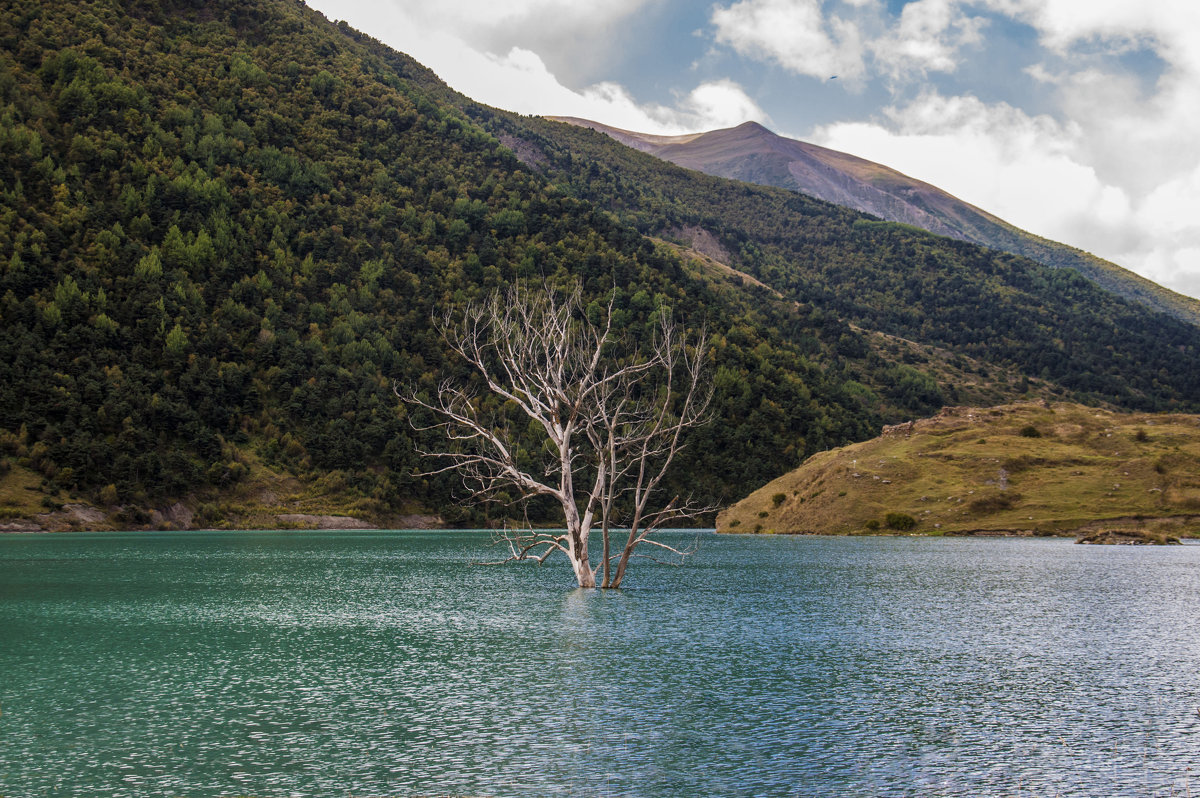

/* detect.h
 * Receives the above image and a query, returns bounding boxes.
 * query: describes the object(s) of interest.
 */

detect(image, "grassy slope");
[717,402,1200,538]
[0,450,441,532]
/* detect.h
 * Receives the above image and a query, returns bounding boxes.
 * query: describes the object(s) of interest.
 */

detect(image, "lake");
[1,530,1198,797]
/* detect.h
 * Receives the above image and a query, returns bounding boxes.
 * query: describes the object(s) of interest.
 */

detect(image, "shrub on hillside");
[885,512,917,531]
[968,493,1022,514]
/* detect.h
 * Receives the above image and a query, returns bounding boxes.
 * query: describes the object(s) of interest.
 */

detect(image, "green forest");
[1,0,1198,527]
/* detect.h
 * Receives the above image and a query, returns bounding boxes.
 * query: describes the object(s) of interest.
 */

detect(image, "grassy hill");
[716,402,1200,538]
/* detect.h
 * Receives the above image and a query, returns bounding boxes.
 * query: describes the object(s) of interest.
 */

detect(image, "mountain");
[457,113,1200,407]
[551,117,1200,326]
[0,0,967,527]
[1,0,1199,530]
[715,401,1200,538]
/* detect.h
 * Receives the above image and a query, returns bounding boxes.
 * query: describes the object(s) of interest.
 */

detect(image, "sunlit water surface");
[1,531,1198,797]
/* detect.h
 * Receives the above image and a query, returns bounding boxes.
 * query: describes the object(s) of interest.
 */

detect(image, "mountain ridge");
[550,116,1200,326]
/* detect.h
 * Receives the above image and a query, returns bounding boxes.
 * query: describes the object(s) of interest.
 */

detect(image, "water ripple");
[1,531,1198,796]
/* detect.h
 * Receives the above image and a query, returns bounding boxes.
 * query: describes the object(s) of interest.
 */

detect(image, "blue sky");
[304,0,1200,300]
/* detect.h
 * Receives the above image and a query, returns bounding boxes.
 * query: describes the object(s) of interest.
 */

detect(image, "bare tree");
[398,281,712,588]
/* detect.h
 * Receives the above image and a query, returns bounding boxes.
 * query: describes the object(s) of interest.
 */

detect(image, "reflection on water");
[1,531,1198,797]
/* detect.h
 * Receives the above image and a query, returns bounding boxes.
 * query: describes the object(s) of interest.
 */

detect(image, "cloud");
[984,0,1200,66]
[438,45,768,133]
[399,0,656,87]
[304,0,766,135]
[711,0,869,82]
[710,0,991,84]
[871,0,987,79]
[812,89,1200,297]
[309,0,653,86]
[989,0,1200,295]
[813,91,1092,229]
[669,79,771,130]
[350,0,652,45]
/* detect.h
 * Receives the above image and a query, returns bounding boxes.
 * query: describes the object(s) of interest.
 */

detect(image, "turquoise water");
[1,530,1198,797]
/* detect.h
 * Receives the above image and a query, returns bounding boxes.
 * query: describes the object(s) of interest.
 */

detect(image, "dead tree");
[398,282,711,588]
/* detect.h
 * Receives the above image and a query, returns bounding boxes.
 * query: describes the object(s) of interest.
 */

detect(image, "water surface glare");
[1,531,1198,796]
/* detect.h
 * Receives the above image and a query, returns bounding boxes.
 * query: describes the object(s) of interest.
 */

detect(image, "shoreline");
[0,504,444,534]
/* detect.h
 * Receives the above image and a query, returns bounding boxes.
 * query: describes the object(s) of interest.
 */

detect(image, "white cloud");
[339,0,652,51]
[872,0,986,78]
[308,0,651,85]
[420,0,656,87]
[709,0,992,85]
[407,0,646,27]
[814,92,1092,231]
[1127,164,1200,295]
[968,1,1200,203]
[812,88,1200,298]
[442,46,767,133]
[1023,62,1056,84]
[671,79,771,130]
[987,0,1200,295]
[304,0,766,135]
[711,0,869,81]
[984,0,1200,67]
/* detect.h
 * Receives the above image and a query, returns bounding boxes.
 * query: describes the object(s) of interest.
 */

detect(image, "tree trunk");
[563,501,595,588]
[568,532,595,587]
[608,530,638,589]
[600,522,611,588]
[573,557,596,588]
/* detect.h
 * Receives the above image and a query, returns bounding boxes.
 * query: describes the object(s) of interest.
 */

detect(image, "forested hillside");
[1,0,1197,529]
[474,118,1200,409]
[0,0,949,525]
